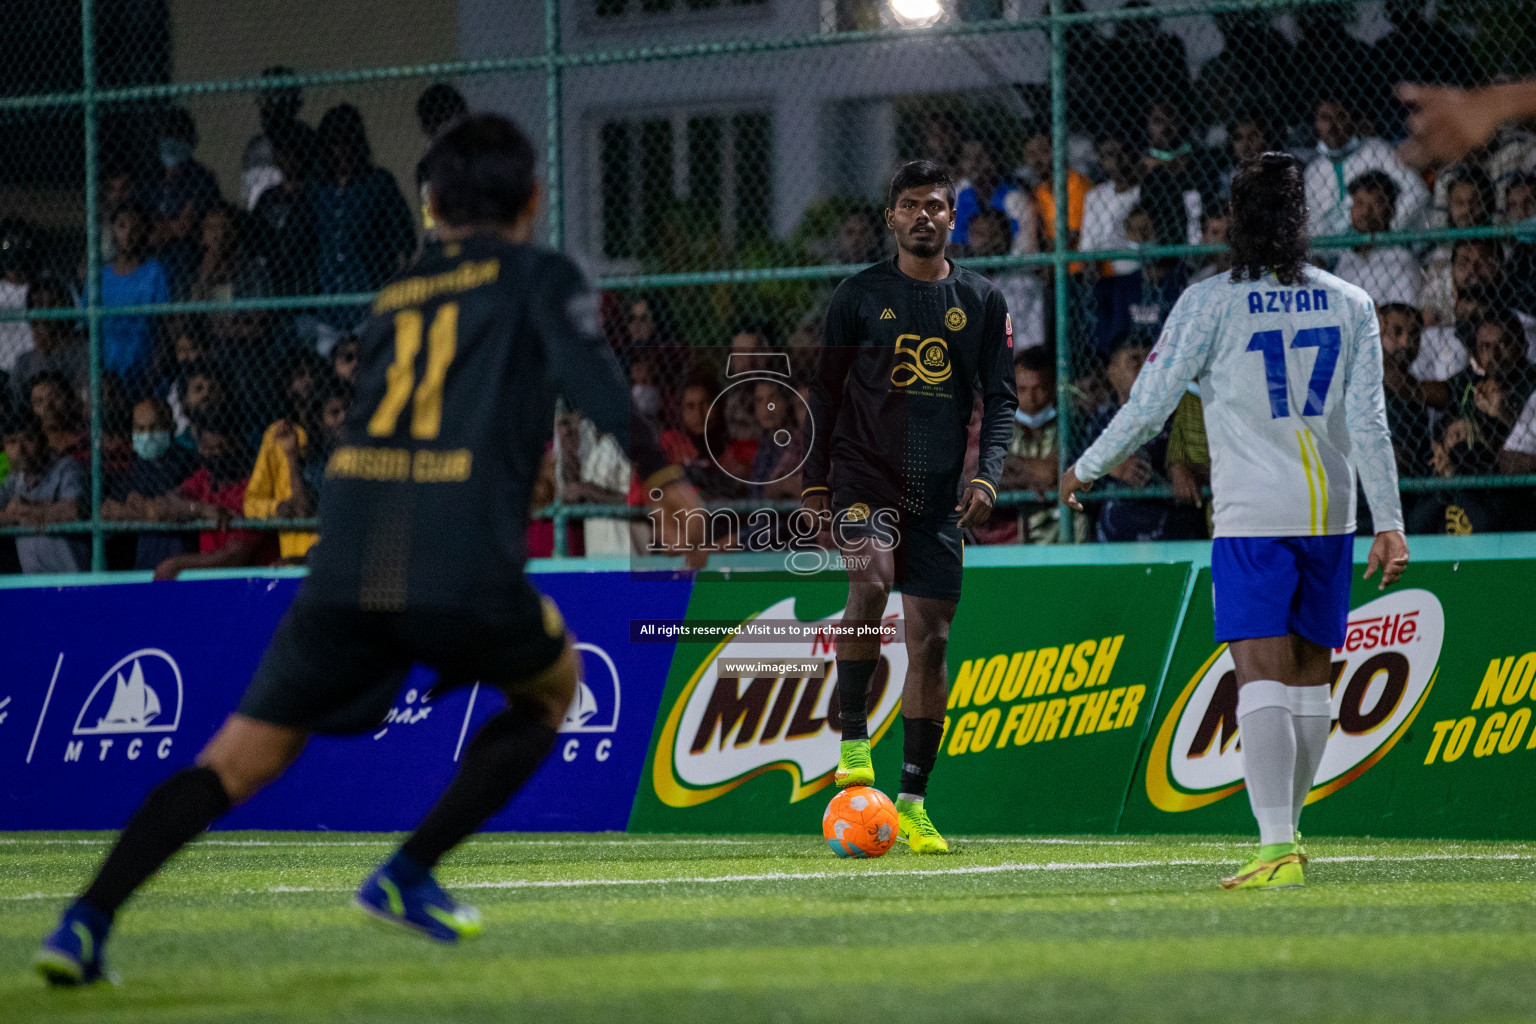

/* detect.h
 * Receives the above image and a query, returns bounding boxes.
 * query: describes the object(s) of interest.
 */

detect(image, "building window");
[599,109,773,263]
[595,0,766,19]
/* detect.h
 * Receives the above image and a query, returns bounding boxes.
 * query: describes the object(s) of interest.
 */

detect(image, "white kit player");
[1061,153,1410,890]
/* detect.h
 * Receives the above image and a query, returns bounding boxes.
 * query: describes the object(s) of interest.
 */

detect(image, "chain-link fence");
[0,0,1533,572]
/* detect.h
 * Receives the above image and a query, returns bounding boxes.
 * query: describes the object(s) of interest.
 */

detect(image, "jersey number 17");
[1246,325,1341,419]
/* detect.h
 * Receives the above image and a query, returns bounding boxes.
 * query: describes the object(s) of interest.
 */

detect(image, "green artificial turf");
[4,832,1536,1022]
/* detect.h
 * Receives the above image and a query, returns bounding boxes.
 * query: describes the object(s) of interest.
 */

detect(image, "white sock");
[1288,684,1332,835]
[1238,680,1296,847]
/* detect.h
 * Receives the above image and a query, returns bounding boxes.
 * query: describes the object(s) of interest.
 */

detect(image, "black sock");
[81,765,230,917]
[400,703,558,871]
[899,716,944,799]
[836,659,877,741]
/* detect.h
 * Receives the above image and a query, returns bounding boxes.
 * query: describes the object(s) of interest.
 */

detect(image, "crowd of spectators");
[3,3,1536,571]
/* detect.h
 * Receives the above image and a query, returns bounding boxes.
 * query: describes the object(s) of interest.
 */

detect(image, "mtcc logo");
[559,642,620,764]
[67,649,183,763]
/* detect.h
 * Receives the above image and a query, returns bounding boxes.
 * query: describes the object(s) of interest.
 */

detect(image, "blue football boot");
[356,856,483,943]
[35,902,116,986]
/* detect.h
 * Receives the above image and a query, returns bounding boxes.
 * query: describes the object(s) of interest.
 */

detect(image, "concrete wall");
[169,0,459,212]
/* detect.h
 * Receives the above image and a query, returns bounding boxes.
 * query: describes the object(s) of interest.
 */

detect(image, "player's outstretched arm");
[1398,81,1536,169]
[1065,294,1217,502]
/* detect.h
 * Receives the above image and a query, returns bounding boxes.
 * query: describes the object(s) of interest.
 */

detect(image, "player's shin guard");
[399,701,558,871]
[898,716,944,801]
[1289,684,1332,833]
[1237,681,1297,848]
[80,765,231,917]
[836,659,877,741]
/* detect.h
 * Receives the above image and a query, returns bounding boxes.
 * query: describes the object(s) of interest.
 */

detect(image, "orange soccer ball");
[823,786,898,858]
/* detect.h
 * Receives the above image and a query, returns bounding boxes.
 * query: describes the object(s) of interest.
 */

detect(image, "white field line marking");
[453,682,480,763]
[0,837,766,848]
[25,653,63,764]
[4,852,1534,903]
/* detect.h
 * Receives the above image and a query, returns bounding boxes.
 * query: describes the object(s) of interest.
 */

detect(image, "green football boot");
[1220,843,1305,890]
[895,798,951,854]
[834,738,875,788]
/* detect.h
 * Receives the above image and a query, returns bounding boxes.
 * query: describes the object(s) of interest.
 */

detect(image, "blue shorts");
[1211,535,1353,649]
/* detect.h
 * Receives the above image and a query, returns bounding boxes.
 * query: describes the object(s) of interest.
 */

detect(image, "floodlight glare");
[890,0,943,26]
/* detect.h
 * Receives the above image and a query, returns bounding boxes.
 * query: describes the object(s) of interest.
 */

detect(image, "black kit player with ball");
[35,113,707,985]
[803,159,1017,853]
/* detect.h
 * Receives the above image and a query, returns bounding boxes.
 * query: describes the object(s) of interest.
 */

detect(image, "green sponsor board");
[1119,559,1536,839]
[629,564,1191,835]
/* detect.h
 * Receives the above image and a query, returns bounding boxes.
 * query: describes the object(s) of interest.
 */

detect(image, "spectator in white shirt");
[965,208,1045,351]
[1305,94,1429,240]
[1080,132,1143,281]
[1333,171,1424,308]
[0,219,36,374]
[1502,389,1536,475]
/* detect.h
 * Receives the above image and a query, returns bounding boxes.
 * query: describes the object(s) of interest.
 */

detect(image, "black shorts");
[831,495,964,603]
[239,582,569,734]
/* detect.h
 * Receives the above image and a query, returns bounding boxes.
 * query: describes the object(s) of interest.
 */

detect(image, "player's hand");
[1108,453,1152,488]
[955,484,994,531]
[1168,463,1203,508]
[1364,529,1409,590]
[652,477,711,570]
[801,491,830,518]
[1059,466,1089,512]
[1398,83,1501,169]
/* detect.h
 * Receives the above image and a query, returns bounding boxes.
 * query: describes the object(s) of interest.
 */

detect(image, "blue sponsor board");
[0,572,688,832]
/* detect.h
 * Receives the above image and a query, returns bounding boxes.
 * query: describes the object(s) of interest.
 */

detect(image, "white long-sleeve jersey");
[1075,267,1404,537]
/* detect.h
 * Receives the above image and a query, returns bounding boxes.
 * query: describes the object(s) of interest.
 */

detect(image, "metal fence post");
[1050,0,1073,543]
[545,0,564,250]
[81,0,105,571]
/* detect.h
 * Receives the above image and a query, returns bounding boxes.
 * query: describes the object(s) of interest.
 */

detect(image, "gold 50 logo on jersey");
[891,334,951,388]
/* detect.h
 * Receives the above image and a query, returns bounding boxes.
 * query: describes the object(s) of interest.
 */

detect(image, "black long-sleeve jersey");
[804,258,1017,518]
[304,234,677,612]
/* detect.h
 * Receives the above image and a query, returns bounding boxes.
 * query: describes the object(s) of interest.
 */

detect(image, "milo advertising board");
[1121,559,1536,838]
[630,564,1191,834]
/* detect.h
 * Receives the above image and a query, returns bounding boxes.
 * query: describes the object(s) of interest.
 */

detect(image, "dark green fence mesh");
[1,0,1534,571]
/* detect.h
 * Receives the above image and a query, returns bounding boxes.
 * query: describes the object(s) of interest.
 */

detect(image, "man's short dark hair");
[1507,171,1536,199]
[1014,345,1054,375]
[968,206,1013,238]
[1377,302,1423,327]
[417,84,469,137]
[1452,237,1503,264]
[1230,152,1308,287]
[421,113,537,228]
[2,408,45,442]
[1347,169,1400,207]
[886,159,955,212]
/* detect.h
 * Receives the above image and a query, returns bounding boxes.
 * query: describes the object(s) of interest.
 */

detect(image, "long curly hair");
[1230,152,1309,287]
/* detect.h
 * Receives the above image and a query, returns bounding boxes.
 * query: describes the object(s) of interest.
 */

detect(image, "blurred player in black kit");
[36,113,707,985]
[803,159,1016,853]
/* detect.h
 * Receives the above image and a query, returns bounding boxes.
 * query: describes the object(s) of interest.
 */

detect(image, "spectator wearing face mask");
[147,106,223,295]
[101,398,196,570]
[150,409,276,580]
[0,409,86,572]
[1305,94,1428,241]
[998,346,1083,543]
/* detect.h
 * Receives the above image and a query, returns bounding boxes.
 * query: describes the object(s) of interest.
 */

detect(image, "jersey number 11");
[1247,325,1341,419]
[368,303,460,440]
